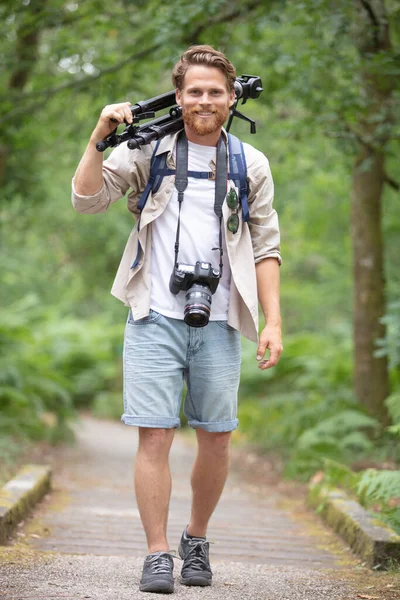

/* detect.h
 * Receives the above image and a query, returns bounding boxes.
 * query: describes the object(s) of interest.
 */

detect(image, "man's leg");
[178,428,231,586]
[178,323,240,586]
[187,429,231,538]
[134,427,175,552]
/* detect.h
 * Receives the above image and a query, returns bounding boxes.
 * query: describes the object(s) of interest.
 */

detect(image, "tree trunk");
[351,0,394,424]
[0,2,46,190]
[351,150,390,424]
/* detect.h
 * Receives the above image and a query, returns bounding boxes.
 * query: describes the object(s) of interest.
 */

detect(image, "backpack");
[131,132,249,269]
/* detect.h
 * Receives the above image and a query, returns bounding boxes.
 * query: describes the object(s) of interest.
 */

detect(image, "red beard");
[181,105,230,137]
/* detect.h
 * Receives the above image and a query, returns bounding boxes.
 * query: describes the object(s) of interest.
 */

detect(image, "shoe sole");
[181,576,211,587]
[139,580,174,593]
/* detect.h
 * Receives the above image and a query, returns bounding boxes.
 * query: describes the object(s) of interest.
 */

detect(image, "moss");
[0,465,51,544]
[308,484,400,569]
[280,494,360,567]
[370,516,400,541]
[0,541,54,567]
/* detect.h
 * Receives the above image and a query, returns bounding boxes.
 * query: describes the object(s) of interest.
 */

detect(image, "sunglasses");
[226,188,239,234]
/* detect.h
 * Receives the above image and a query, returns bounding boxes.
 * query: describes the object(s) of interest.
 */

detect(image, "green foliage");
[91,391,124,420]
[358,469,400,536]
[376,303,400,391]
[316,460,400,536]
[0,300,75,442]
[0,435,30,487]
[385,393,400,438]
[357,469,400,506]
[238,326,400,480]
[0,295,123,444]
[320,458,360,492]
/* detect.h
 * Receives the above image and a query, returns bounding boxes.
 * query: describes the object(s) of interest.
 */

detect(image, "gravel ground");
[1,553,355,600]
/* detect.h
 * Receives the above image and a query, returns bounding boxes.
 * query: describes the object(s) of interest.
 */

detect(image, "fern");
[357,469,400,505]
[356,469,400,535]
[0,299,123,445]
[386,393,400,426]
[322,458,360,491]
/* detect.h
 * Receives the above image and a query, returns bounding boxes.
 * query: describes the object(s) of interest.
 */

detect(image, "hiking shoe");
[139,551,174,594]
[178,527,212,586]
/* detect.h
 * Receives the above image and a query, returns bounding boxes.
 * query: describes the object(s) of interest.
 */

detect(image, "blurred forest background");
[1,1,399,532]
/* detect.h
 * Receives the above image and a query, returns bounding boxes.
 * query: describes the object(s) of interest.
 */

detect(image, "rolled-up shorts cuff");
[121,414,181,429]
[188,418,239,432]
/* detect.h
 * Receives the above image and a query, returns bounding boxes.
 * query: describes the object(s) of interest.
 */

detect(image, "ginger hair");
[172,45,236,92]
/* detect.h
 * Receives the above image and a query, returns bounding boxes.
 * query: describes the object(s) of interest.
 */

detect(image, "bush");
[0,296,123,444]
[238,325,398,480]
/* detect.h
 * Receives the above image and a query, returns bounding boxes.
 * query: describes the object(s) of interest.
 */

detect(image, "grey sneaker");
[139,551,174,594]
[178,527,212,586]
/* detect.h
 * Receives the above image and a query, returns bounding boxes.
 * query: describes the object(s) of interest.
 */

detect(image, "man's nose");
[198,93,212,103]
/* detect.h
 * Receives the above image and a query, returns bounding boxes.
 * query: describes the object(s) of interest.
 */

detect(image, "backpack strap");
[228,133,250,223]
[137,140,173,212]
[137,140,215,213]
[132,141,165,267]
[132,133,250,267]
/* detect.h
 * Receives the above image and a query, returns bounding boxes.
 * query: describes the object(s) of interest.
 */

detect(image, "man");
[72,45,282,594]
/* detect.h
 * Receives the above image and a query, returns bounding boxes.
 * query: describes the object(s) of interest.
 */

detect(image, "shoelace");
[183,539,211,572]
[147,551,175,574]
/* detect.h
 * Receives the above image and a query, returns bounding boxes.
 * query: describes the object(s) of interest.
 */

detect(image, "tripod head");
[96,74,263,152]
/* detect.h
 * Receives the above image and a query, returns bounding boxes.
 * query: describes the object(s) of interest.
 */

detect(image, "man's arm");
[74,102,133,196]
[255,257,283,370]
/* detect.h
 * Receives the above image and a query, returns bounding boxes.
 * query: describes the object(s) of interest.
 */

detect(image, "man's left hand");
[256,325,283,370]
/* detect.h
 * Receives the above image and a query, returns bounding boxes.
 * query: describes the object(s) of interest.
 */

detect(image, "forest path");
[1,415,394,599]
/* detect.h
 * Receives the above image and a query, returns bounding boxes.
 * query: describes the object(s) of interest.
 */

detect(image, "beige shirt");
[72,130,281,343]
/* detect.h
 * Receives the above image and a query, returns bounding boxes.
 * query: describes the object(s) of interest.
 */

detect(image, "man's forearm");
[255,257,281,326]
[73,136,104,196]
[73,102,133,196]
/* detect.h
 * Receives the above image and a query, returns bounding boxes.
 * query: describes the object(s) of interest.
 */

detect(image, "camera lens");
[184,284,212,328]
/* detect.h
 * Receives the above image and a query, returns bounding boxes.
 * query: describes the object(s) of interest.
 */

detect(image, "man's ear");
[175,88,182,106]
[229,89,235,107]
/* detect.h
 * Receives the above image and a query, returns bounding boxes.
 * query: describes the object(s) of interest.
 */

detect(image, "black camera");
[169,261,220,328]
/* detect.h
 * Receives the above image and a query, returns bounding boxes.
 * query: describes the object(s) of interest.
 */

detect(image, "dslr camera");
[169,261,220,328]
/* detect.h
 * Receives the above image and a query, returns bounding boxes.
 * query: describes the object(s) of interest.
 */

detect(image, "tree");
[350,0,397,424]
[225,0,399,424]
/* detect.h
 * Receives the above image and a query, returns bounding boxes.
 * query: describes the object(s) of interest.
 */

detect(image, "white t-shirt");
[150,141,231,320]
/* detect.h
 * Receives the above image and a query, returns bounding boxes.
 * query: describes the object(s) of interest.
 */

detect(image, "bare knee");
[196,430,231,457]
[138,427,175,460]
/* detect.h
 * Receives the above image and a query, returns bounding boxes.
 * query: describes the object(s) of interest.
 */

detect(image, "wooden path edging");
[0,464,52,544]
[308,484,400,569]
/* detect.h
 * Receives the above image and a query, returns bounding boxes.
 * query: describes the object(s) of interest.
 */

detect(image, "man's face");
[176,65,235,144]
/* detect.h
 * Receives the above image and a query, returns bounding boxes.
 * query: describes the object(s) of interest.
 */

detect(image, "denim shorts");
[121,309,241,432]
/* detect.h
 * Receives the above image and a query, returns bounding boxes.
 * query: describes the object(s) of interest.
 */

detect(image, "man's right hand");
[74,102,133,196]
[91,102,133,142]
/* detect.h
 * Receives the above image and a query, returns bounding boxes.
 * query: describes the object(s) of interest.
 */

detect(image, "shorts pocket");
[128,309,162,325]
[215,320,236,332]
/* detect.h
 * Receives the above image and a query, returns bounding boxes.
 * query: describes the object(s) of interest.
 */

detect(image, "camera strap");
[174,130,227,275]
[174,131,189,270]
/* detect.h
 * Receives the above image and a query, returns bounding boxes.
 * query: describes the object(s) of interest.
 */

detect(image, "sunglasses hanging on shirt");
[226,188,240,234]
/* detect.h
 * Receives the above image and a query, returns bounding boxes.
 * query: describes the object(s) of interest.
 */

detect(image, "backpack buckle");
[208,171,216,181]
